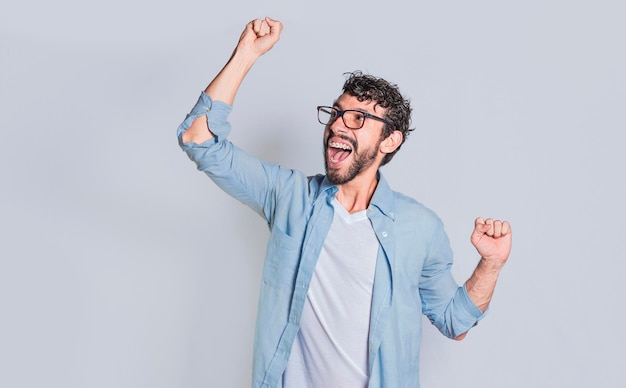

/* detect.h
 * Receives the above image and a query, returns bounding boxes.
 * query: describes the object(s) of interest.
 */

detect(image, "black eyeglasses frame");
[317,106,394,129]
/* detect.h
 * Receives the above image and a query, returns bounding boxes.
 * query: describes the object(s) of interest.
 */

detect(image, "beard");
[324,135,381,185]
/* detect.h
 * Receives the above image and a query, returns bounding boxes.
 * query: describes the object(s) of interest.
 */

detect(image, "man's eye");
[351,112,365,123]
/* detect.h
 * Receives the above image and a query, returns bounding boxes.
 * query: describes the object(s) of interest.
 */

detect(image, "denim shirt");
[178,93,486,388]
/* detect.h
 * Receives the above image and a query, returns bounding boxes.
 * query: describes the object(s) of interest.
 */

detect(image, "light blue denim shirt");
[178,93,486,388]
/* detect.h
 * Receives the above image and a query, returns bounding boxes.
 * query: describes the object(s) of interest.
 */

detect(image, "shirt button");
[382,231,388,237]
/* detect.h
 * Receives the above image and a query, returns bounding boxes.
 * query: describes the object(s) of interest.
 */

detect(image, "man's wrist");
[478,257,505,272]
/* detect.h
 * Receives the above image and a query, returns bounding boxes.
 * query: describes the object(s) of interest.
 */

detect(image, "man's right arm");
[182,17,283,144]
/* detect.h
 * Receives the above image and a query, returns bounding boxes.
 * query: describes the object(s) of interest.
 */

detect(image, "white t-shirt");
[283,199,379,387]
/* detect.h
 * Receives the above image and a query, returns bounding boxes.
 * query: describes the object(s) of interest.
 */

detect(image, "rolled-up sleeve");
[176,92,295,223]
[420,223,486,338]
[177,92,233,147]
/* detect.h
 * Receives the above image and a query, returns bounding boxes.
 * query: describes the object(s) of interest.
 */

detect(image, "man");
[178,17,512,388]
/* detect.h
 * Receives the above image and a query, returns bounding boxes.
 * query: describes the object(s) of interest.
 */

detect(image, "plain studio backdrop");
[1,1,624,387]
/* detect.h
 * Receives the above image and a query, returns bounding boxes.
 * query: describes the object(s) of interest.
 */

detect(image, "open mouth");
[328,140,353,164]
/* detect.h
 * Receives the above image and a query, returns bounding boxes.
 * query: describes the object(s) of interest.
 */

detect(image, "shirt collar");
[368,173,396,221]
[318,172,396,221]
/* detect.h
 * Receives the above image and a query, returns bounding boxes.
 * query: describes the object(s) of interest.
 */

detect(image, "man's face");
[323,94,387,185]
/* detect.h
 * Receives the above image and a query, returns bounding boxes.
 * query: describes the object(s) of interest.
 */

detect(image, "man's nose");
[329,114,349,134]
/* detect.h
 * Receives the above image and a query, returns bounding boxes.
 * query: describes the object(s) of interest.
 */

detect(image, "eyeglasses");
[317,106,393,129]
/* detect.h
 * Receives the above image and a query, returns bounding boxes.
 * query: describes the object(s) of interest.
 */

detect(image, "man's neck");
[334,172,379,214]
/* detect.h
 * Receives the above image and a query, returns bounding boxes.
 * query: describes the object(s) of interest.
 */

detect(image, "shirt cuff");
[177,92,233,147]
[457,282,489,324]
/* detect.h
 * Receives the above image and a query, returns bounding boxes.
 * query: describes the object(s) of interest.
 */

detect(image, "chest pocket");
[262,226,303,289]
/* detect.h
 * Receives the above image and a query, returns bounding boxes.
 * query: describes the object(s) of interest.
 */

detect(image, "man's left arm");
[456,217,512,340]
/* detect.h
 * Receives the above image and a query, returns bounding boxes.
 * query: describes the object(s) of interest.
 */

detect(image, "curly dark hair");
[342,71,414,166]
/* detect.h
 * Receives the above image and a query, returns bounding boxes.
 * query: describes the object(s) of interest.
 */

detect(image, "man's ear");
[380,130,403,154]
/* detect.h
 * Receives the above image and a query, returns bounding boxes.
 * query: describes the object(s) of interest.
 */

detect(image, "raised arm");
[182,17,283,144]
[456,217,512,340]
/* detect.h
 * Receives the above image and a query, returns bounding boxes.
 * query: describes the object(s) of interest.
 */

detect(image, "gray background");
[2,0,624,387]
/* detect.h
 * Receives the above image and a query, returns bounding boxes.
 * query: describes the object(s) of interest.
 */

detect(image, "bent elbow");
[454,332,468,341]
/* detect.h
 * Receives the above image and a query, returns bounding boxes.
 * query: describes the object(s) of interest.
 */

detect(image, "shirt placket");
[262,191,335,386]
